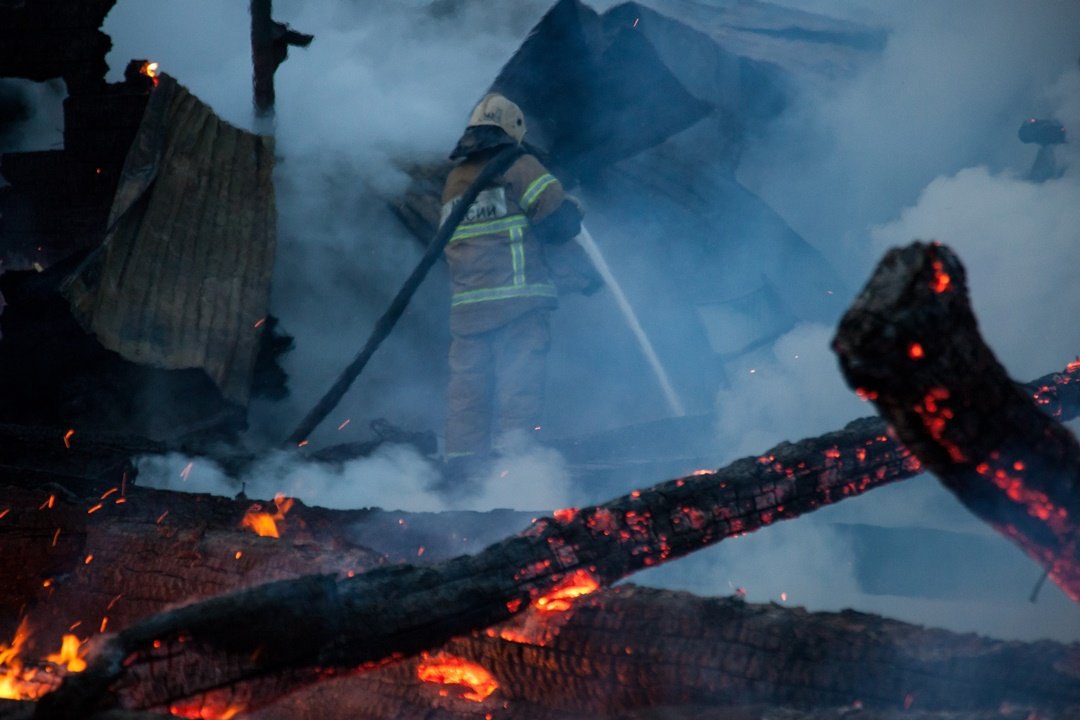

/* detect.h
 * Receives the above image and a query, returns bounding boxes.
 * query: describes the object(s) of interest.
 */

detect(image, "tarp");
[63,74,276,405]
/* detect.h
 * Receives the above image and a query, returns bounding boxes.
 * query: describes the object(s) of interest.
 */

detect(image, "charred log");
[250,0,313,118]
[833,241,1080,603]
[255,585,1080,719]
[9,588,1080,718]
[28,357,1080,718]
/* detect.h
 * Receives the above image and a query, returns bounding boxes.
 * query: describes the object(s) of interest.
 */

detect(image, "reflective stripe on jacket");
[441,152,566,334]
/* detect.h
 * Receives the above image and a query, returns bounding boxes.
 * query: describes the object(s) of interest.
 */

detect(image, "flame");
[44,635,86,673]
[416,653,498,702]
[240,494,294,538]
[140,61,160,86]
[534,569,600,613]
[1,620,87,700]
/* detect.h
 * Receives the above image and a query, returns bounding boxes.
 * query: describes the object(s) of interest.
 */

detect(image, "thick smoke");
[679,0,1080,641]
[101,0,1080,642]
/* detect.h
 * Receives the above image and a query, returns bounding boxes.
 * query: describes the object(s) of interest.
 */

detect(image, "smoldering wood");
[833,241,1080,603]
[252,585,1080,719]
[9,588,1080,719]
[27,358,1080,718]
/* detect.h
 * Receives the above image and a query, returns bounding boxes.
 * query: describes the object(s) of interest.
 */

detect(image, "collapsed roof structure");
[2,2,1080,719]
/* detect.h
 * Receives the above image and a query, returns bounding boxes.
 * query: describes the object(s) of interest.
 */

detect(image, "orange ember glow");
[552,507,577,524]
[169,699,246,719]
[62,429,75,449]
[930,260,951,293]
[416,653,498,702]
[1,620,87,700]
[913,387,966,462]
[240,494,295,538]
[907,342,925,359]
[534,569,600,613]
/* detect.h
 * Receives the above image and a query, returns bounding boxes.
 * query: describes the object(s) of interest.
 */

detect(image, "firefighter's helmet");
[466,93,526,143]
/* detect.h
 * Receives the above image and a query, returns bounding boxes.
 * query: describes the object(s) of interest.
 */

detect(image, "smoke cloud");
[95,0,1080,643]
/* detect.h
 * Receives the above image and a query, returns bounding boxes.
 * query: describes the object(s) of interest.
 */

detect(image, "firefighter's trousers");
[446,308,550,460]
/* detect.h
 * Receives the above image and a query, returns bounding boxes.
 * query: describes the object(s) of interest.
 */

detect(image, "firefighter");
[439,93,591,490]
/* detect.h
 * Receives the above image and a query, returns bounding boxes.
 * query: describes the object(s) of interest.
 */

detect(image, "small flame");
[1,620,87,700]
[44,635,87,673]
[240,494,295,538]
[534,569,600,613]
[416,653,498,702]
[140,61,160,86]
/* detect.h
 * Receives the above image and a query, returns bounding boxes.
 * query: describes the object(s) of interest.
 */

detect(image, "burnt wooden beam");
[29,356,1080,718]
[10,587,1080,718]
[833,241,1080,602]
[250,0,313,118]
[265,585,1080,717]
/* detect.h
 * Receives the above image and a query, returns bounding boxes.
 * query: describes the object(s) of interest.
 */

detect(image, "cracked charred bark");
[833,241,1080,603]
[19,356,1080,719]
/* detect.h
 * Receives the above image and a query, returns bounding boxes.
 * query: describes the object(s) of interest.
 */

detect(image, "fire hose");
[285,144,525,446]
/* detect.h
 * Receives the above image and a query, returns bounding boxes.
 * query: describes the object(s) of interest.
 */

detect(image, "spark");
[62,429,75,449]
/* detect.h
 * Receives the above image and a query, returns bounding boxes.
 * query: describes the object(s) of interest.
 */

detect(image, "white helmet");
[466,93,526,143]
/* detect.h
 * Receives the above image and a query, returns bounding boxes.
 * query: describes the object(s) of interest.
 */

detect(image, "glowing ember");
[62,429,75,449]
[913,386,967,462]
[552,507,577,524]
[416,653,498,702]
[907,342,925,359]
[169,699,246,719]
[240,494,295,538]
[930,259,951,293]
[534,569,600,613]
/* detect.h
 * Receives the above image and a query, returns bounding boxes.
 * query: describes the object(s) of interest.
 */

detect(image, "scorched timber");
[25,360,1080,719]
[255,585,1080,719]
[834,241,1080,602]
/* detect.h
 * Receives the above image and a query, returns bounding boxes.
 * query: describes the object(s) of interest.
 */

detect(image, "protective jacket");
[441,151,576,336]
